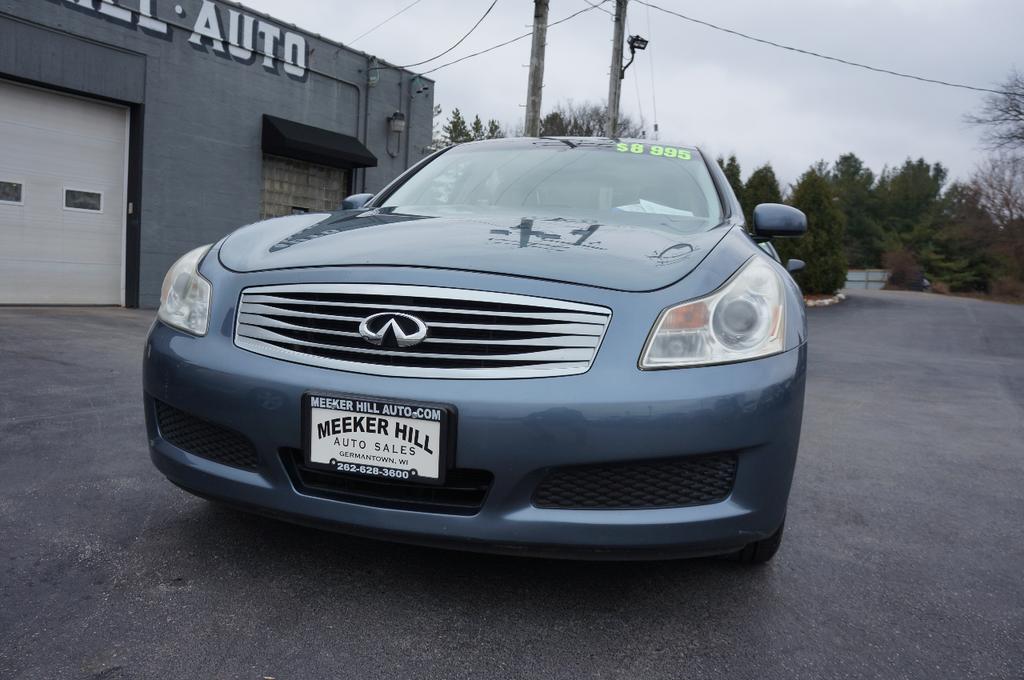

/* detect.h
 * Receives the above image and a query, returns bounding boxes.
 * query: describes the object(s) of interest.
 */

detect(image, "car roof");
[456,136,700,153]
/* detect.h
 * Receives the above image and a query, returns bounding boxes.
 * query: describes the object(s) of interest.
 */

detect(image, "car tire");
[726,519,785,565]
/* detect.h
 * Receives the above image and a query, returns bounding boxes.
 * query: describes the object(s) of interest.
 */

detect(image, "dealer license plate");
[304,393,450,484]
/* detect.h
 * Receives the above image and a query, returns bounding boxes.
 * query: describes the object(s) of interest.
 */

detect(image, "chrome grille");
[234,284,612,378]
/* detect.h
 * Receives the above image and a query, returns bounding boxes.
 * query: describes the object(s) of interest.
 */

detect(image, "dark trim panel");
[700,147,738,224]
[124,103,144,308]
[262,115,377,170]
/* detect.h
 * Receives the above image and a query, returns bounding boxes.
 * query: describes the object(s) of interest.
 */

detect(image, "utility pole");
[605,0,627,137]
[524,0,549,137]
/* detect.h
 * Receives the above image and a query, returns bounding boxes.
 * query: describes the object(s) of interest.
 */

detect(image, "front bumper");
[144,315,806,560]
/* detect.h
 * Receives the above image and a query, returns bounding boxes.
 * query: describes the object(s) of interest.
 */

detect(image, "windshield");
[379,140,723,233]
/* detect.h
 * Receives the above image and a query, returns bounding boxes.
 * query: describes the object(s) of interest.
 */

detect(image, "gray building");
[0,0,434,307]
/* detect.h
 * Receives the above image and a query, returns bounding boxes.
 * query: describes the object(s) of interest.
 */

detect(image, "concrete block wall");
[260,155,349,219]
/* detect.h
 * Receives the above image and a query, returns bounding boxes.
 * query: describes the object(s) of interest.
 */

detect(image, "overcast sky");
[243,0,1020,188]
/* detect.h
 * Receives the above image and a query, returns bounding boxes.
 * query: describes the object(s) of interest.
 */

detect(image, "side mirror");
[753,203,807,238]
[786,259,805,273]
[340,193,374,210]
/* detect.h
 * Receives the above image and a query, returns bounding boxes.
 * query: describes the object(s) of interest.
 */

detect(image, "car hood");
[218,209,729,292]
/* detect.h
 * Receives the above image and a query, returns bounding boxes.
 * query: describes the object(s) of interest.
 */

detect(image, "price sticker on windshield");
[616,142,692,160]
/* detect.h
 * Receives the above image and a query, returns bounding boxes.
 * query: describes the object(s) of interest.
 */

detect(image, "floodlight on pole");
[621,34,648,78]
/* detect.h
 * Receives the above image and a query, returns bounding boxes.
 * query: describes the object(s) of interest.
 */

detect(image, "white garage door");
[0,79,128,304]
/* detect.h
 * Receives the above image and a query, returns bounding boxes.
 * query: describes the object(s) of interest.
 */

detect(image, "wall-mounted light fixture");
[367,58,380,87]
[388,111,407,134]
[411,76,431,97]
[386,111,406,158]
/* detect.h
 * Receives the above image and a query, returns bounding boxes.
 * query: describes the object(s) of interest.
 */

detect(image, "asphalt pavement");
[1,290,1022,679]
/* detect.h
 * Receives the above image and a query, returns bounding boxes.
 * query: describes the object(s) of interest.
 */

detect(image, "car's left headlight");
[158,245,213,336]
[640,256,787,369]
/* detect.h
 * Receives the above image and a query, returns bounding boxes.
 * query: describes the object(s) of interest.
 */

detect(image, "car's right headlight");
[158,245,212,336]
[640,256,787,369]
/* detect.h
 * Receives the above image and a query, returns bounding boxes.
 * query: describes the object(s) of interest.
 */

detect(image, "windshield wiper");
[540,137,577,149]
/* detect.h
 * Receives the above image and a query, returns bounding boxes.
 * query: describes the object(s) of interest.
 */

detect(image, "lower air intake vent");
[532,454,737,509]
[280,448,492,515]
[155,400,259,470]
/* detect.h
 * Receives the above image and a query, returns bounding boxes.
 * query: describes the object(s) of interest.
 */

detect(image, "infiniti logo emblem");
[358,312,428,348]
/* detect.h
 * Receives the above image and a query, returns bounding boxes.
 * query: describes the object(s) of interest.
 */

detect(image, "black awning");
[261,115,377,169]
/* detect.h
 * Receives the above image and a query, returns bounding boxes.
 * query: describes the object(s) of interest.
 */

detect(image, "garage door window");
[64,188,103,212]
[0,181,22,204]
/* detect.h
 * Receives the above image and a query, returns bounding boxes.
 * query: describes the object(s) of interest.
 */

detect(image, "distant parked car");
[144,137,808,563]
[906,275,931,292]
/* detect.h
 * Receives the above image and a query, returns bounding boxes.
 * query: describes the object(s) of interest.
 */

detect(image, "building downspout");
[403,74,413,170]
[361,55,373,192]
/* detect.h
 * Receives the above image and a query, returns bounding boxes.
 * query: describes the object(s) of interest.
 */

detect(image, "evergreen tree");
[539,111,570,136]
[777,163,847,294]
[916,182,1000,292]
[485,119,504,139]
[716,155,745,209]
[431,107,503,148]
[743,164,783,226]
[442,108,472,145]
[470,115,485,141]
[874,158,947,241]
[831,153,885,268]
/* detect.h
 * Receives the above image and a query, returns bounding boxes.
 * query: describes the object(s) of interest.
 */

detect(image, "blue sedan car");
[144,137,807,563]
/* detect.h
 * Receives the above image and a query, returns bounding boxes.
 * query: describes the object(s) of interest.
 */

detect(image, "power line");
[635,0,1013,97]
[631,56,646,133]
[582,0,614,17]
[396,0,500,69]
[417,1,609,76]
[348,0,427,46]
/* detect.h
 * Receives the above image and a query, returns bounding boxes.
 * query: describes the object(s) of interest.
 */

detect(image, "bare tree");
[973,154,1024,229]
[968,69,1024,150]
[539,100,644,138]
[972,154,1024,279]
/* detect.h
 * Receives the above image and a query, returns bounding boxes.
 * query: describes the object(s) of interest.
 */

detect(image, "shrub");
[991,277,1024,300]
[883,249,922,289]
